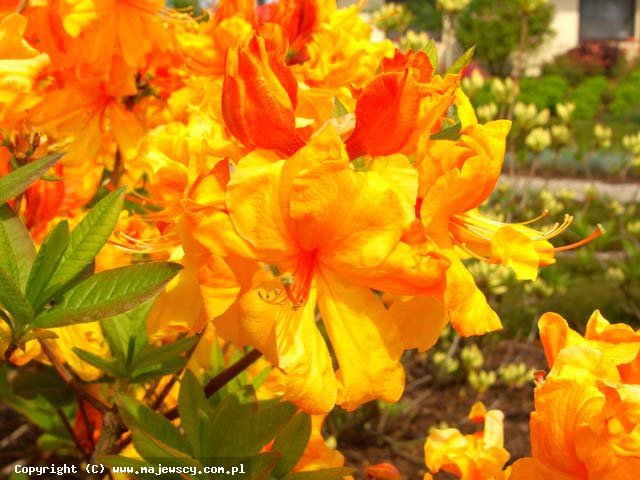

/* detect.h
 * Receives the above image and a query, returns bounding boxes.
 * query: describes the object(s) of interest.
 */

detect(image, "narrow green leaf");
[131,429,201,471]
[0,153,64,205]
[332,97,349,118]
[447,45,476,75]
[0,205,36,290]
[130,356,187,383]
[178,370,211,458]
[431,122,462,141]
[0,267,35,330]
[271,413,312,479]
[423,39,439,72]
[26,220,70,309]
[250,452,281,480]
[42,187,126,302]
[72,347,121,378]
[282,468,355,480]
[33,262,182,328]
[100,300,152,370]
[118,396,191,455]
[132,336,197,372]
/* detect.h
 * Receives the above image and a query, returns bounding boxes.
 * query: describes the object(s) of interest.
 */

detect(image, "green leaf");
[0,267,35,331]
[447,45,476,75]
[10,473,29,480]
[72,347,121,378]
[332,97,349,118]
[250,452,281,480]
[423,39,439,72]
[0,153,64,206]
[431,122,462,141]
[0,205,36,290]
[131,336,197,375]
[131,429,203,473]
[42,187,126,302]
[33,262,182,328]
[282,468,355,480]
[100,301,152,371]
[12,366,75,407]
[26,220,70,309]
[118,396,191,455]
[271,413,312,479]
[178,370,212,458]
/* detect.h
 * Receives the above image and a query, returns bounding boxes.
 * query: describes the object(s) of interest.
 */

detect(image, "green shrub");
[518,76,569,111]
[456,0,554,76]
[610,71,640,121]
[571,76,609,120]
[402,0,443,36]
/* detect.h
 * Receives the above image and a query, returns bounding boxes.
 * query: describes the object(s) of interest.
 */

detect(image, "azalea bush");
[0,1,638,480]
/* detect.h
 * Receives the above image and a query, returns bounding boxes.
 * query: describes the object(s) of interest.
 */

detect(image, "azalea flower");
[424,401,511,480]
[511,311,640,480]
[0,14,49,128]
[198,126,449,413]
[222,24,305,156]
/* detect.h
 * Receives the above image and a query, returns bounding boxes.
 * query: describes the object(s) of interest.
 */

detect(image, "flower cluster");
[0,0,601,418]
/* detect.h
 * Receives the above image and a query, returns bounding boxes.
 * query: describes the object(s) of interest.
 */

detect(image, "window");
[580,0,636,41]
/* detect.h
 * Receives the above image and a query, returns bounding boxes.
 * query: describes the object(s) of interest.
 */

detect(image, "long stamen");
[548,224,605,253]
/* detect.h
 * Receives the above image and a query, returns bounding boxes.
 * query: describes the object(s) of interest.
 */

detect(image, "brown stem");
[38,339,111,414]
[57,408,90,461]
[89,411,121,480]
[116,348,263,453]
[151,331,204,411]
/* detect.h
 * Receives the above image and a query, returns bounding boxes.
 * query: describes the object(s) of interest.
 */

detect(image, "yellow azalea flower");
[198,126,449,413]
[420,92,603,282]
[0,14,49,128]
[511,311,640,480]
[424,401,511,480]
[294,4,394,89]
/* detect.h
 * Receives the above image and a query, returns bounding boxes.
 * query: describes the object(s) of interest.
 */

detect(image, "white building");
[539,0,640,64]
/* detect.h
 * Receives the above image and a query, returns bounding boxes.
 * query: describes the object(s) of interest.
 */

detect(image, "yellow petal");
[317,267,405,410]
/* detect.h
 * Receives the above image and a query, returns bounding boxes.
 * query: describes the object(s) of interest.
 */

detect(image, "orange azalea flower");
[256,0,335,62]
[222,24,305,156]
[293,4,394,89]
[388,92,603,339]
[424,402,511,480]
[365,463,401,480]
[0,14,49,128]
[345,49,459,159]
[511,311,640,480]
[53,0,167,73]
[295,414,345,472]
[538,310,640,383]
[29,68,144,207]
[198,126,449,413]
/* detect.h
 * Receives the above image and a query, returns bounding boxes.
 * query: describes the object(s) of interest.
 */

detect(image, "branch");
[38,339,111,414]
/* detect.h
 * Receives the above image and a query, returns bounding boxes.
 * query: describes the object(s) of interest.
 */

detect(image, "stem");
[38,339,111,414]
[57,408,90,461]
[116,348,263,453]
[167,349,262,420]
[89,411,121,480]
[151,330,204,411]
[78,398,97,452]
